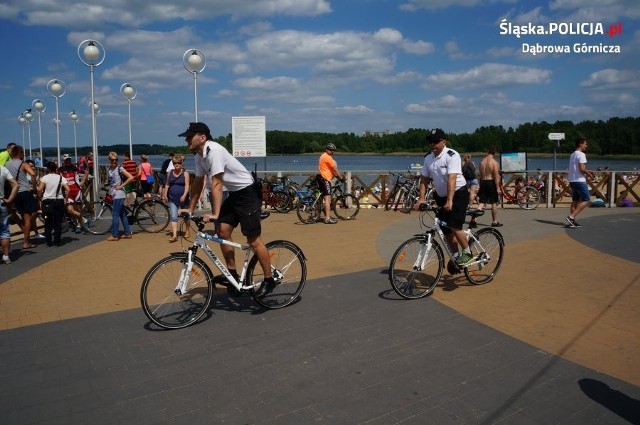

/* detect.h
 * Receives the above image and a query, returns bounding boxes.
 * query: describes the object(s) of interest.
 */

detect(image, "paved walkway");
[0,206,639,424]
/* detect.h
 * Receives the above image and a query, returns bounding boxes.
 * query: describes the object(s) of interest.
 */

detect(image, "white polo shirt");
[421,148,466,197]
[194,141,253,192]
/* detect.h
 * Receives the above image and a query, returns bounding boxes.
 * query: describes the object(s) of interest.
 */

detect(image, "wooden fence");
[10,167,638,241]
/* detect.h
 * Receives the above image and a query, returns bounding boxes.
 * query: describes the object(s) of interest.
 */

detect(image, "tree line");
[43,117,639,158]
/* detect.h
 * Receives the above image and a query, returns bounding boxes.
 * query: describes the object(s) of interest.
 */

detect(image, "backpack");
[462,162,476,181]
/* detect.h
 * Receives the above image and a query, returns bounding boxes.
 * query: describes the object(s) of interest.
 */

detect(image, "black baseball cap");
[427,128,446,143]
[178,122,211,138]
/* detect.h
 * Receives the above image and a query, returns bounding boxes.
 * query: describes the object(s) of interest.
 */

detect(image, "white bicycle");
[140,214,307,329]
[388,205,505,299]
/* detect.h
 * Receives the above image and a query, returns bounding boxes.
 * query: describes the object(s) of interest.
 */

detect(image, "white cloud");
[423,63,551,90]
[400,0,486,11]
[580,69,640,90]
[6,0,332,29]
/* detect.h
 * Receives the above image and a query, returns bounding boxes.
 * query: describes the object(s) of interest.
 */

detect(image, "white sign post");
[548,132,565,171]
[232,116,266,158]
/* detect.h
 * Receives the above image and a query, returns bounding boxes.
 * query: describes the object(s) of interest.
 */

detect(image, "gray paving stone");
[1,268,639,424]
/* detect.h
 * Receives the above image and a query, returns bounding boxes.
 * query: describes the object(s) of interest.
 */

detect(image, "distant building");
[363,129,390,137]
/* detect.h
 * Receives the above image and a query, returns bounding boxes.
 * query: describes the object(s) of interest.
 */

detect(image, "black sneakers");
[565,216,582,228]
[254,277,277,298]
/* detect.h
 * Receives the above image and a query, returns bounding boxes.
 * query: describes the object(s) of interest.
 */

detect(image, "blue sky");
[1,0,638,152]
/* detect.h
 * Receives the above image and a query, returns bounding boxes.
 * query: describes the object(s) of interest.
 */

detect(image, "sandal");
[168,237,178,243]
[22,244,37,249]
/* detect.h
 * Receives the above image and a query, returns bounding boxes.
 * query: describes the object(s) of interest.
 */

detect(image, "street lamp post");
[24,109,34,159]
[69,111,79,163]
[183,49,206,121]
[32,99,46,163]
[47,79,66,164]
[18,114,26,148]
[120,83,137,158]
[78,39,105,202]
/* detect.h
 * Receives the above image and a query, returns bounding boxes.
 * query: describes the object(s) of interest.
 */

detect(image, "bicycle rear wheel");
[465,228,504,285]
[517,186,540,210]
[136,200,170,233]
[296,196,320,224]
[389,236,444,299]
[400,189,418,213]
[249,240,307,309]
[272,191,293,213]
[81,201,113,235]
[333,194,360,220]
[140,254,214,329]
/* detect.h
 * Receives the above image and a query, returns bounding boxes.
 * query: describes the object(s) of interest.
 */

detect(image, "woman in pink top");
[138,154,155,199]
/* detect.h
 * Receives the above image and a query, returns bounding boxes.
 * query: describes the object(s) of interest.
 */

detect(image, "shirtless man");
[472,146,503,228]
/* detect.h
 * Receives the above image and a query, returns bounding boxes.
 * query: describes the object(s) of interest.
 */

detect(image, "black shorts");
[15,191,37,214]
[316,175,332,197]
[219,184,263,238]
[434,186,469,230]
[478,180,499,204]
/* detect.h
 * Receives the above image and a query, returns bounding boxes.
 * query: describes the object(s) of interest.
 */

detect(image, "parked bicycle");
[384,172,433,213]
[257,176,293,213]
[140,214,307,329]
[296,178,360,223]
[388,204,504,299]
[82,186,170,235]
[500,175,541,210]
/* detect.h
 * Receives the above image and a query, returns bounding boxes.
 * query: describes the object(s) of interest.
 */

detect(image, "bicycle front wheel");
[136,200,170,233]
[389,236,444,299]
[249,240,307,309]
[140,254,215,329]
[296,196,320,224]
[333,194,360,220]
[81,201,113,235]
[465,228,505,285]
[517,186,540,210]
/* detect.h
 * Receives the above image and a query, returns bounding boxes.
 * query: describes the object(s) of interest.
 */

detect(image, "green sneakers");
[455,251,474,267]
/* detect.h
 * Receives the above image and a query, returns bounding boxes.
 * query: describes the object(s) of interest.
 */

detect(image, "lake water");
[132,154,639,174]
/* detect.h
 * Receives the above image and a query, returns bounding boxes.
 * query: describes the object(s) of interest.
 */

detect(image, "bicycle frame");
[417,213,490,270]
[175,231,259,296]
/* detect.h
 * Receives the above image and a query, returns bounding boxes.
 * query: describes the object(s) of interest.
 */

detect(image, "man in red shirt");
[122,153,139,205]
[58,154,88,233]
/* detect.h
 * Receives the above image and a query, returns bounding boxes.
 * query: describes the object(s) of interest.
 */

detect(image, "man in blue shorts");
[417,128,473,267]
[566,138,594,228]
[177,122,275,297]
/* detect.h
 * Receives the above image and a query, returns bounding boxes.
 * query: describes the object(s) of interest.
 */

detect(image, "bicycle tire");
[388,236,444,299]
[273,191,293,213]
[296,195,320,224]
[384,188,397,211]
[425,188,435,207]
[333,194,360,220]
[400,189,417,213]
[465,227,505,285]
[516,186,540,210]
[140,254,215,329]
[249,240,307,309]
[81,201,113,235]
[136,200,170,233]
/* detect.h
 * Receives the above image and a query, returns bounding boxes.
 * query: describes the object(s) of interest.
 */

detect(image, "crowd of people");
[0,126,634,271]
[0,141,184,264]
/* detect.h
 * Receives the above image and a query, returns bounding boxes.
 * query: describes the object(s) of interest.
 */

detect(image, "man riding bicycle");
[177,122,276,297]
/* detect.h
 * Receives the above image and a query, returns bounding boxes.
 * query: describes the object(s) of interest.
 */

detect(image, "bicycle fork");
[413,235,432,271]
[175,248,196,296]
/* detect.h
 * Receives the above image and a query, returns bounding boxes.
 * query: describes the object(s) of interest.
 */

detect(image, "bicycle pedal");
[447,260,461,275]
